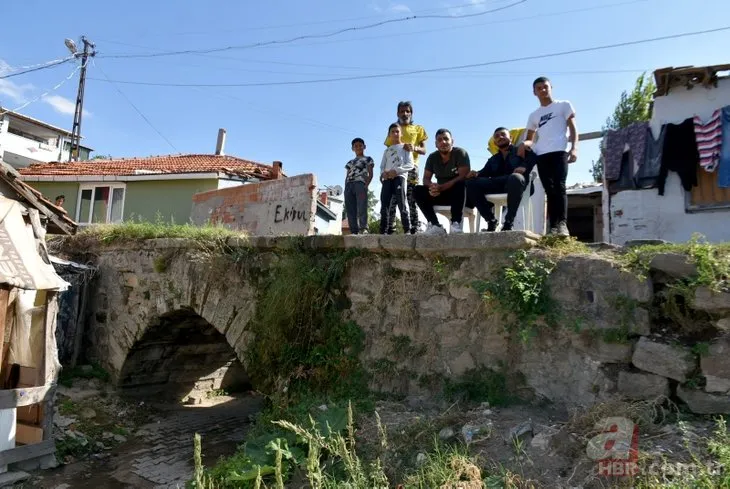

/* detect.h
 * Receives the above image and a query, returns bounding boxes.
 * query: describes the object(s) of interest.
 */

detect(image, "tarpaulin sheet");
[0,196,68,291]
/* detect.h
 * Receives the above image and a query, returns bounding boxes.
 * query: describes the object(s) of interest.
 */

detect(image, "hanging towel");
[603,122,649,182]
[658,118,699,195]
[693,109,722,172]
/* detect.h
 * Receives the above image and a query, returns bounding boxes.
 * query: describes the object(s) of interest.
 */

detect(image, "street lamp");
[64,38,78,56]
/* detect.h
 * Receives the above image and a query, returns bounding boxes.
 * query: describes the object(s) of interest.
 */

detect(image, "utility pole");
[68,36,95,162]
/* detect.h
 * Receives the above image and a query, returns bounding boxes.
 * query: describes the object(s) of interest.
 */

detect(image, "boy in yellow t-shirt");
[383,101,428,234]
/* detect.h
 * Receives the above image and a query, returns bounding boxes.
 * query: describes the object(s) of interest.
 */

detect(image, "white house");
[0,108,93,168]
[604,64,730,244]
[314,189,344,235]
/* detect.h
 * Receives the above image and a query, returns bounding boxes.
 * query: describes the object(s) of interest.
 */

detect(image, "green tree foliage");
[592,73,656,183]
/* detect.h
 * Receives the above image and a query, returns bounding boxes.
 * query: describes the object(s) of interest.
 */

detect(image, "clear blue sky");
[2,0,730,193]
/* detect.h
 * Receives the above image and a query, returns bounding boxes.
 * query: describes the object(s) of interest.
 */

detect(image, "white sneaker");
[424,223,447,236]
[450,221,463,234]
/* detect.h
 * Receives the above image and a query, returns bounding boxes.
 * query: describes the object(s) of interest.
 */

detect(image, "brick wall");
[190,174,317,236]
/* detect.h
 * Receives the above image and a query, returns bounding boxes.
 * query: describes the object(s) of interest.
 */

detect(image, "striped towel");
[694,109,722,172]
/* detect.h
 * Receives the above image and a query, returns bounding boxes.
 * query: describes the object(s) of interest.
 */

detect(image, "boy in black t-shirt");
[344,138,374,235]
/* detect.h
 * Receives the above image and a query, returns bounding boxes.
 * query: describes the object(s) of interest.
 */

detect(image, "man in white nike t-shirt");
[519,76,578,237]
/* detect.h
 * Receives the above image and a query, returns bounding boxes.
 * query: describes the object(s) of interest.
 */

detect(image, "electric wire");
[0,57,75,80]
[0,62,83,115]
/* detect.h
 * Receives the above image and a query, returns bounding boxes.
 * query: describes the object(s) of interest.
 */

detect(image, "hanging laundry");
[634,125,665,189]
[693,109,722,172]
[719,106,730,189]
[602,122,649,182]
[658,118,699,196]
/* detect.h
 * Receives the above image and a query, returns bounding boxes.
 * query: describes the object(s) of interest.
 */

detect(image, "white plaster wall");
[607,77,730,244]
[610,173,730,244]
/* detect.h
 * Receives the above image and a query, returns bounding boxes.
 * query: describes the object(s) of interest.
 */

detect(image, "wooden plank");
[17,367,37,388]
[0,386,52,409]
[691,166,730,206]
[15,423,43,445]
[0,439,54,466]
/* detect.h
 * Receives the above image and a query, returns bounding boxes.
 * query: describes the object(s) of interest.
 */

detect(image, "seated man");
[413,128,470,235]
[465,127,536,231]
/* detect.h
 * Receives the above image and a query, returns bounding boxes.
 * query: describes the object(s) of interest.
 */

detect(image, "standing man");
[384,101,428,234]
[466,127,536,231]
[413,129,470,236]
[521,77,578,236]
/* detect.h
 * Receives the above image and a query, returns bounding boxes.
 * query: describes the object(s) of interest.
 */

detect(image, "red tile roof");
[18,154,277,179]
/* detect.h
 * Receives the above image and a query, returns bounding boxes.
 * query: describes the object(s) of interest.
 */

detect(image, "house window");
[76,184,126,224]
[687,166,730,212]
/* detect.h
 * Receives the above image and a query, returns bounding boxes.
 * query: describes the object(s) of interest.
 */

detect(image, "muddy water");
[29,394,264,489]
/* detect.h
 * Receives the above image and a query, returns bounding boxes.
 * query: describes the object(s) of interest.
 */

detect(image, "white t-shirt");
[526,100,575,155]
[380,143,415,176]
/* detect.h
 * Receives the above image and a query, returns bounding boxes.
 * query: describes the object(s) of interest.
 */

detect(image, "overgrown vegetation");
[536,235,591,256]
[472,250,558,343]
[193,403,531,489]
[56,219,246,247]
[443,366,514,407]
[58,363,110,388]
[617,235,730,336]
[633,417,730,489]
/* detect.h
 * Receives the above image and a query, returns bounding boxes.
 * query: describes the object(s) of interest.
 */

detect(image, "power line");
[94,0,647,69]
[0,57,74,80]
[92,60,179,153]
[88,26,730,88]
[249,0,650,51]
[97,0,526,59]
[100,0,513,37]
[0,63,82,114]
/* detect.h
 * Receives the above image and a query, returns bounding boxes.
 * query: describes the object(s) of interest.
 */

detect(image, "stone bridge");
[61,233,730,413]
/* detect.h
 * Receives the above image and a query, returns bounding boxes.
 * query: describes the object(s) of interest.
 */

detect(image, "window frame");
[75,183,127,224]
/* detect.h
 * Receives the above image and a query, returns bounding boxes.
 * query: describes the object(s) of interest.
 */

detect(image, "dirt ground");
[7,380,723,489]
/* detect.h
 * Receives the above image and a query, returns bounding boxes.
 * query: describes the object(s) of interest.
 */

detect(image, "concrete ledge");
[74,231,540,255]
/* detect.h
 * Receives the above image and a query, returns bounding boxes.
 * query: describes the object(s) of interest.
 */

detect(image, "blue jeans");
[719,106,730,188]
[344,181,368,234]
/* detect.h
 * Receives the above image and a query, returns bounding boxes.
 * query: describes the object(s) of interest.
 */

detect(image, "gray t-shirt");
[345,156,374,184]
[424,147,470,184]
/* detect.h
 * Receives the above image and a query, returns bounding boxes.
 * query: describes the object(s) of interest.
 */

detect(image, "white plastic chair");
[432,187,476,233]
[475,171,538,232]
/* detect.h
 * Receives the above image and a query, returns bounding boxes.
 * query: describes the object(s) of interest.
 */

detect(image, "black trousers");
[413,181,465,225]
[379,176,410,233]
[387,168,419,233]
[465,173,527,224]
[536,151,568,228]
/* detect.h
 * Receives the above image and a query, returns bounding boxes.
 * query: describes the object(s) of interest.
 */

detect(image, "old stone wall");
[190,173,318,235]
[60,233,730,413]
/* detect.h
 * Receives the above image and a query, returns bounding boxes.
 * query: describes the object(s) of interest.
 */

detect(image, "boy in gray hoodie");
[379,123,415,234]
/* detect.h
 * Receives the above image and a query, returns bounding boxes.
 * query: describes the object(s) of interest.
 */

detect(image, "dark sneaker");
[501,221,514,231]
[556,221,570,237]
[484,219,498,232]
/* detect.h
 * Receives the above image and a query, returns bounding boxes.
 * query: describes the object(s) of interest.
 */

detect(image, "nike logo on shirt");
[538,113,555,128]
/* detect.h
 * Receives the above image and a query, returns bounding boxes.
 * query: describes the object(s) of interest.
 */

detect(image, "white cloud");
[447,0,489,17]
[389,3,411,13]
[0,59,34,106]
[42,94,91,118]
[370,2,411,14]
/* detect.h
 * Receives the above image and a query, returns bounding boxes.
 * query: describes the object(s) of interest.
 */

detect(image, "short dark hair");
[55,195,65,200]
[397,101,412,113]
[388,123,399,133]
[533,76,550,88]
[435,128,452,138]
[493,127,509,134]
[351,137,365,146]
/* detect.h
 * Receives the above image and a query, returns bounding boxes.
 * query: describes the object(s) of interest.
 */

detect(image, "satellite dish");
[64,39,78,55]
[331,185,343,196]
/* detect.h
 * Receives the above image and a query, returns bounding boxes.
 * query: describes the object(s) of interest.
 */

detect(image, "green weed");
[443,366,514,407]
[58,363,110,388]
[473,249,558,343]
